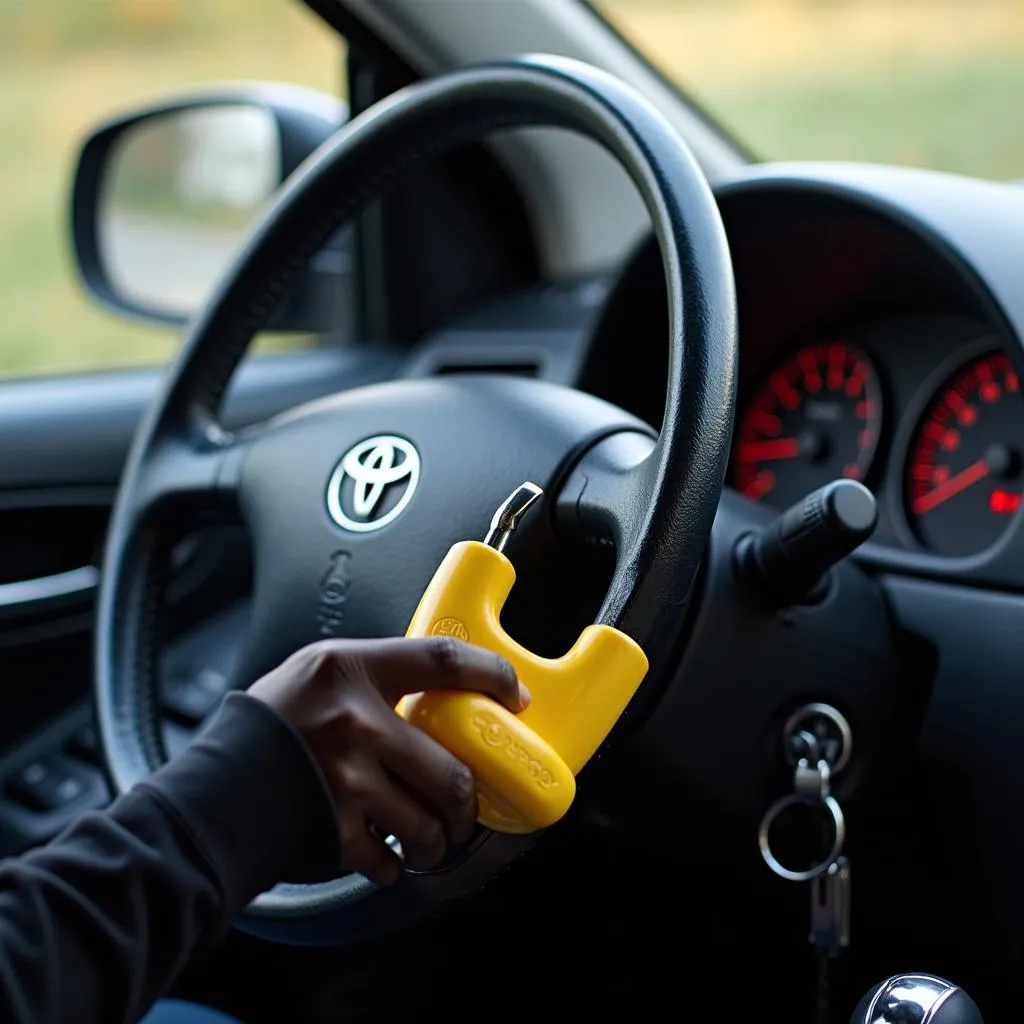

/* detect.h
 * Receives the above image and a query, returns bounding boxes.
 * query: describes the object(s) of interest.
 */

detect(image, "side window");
[0,1,343,378]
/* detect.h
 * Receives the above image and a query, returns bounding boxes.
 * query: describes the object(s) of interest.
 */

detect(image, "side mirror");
[70,83,348,331]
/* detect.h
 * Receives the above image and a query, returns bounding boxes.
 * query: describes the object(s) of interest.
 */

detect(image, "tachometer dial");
[904,350,1023,557]
[732,341,883,510]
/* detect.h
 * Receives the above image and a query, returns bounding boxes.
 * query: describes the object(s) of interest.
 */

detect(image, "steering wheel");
[94,54,737,944]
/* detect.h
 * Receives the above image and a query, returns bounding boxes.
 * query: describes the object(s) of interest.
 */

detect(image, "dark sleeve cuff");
[138,691,341,913]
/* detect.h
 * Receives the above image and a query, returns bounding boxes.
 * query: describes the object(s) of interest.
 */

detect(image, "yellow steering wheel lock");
[399,482,649,834]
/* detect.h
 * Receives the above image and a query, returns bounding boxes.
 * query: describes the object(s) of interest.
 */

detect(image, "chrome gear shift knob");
[851,974,982,1024]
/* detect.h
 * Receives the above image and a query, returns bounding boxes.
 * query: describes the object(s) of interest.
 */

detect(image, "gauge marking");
[912,458,989,515]
[746,409,782,436]
[736,438,802,462]
[904,350,1023,556]
[798,349,821,392]
[732,340,883,510]
[770,373,801,410]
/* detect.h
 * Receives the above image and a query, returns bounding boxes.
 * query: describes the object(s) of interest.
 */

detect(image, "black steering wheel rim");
[95,54,737,942]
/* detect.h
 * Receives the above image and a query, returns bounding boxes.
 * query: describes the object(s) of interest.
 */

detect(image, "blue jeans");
[140,1000,244,1024]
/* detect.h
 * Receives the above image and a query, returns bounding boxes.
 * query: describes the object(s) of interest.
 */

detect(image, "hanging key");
[810,855,851,957]
[810,856,851,1024]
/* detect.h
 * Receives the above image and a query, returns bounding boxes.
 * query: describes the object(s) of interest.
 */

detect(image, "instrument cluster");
[729,316,1024,560]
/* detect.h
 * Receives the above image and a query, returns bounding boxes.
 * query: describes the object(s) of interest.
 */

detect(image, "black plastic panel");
[882,575,1024,961]
[401,279,608,386]
[0,347,399,491]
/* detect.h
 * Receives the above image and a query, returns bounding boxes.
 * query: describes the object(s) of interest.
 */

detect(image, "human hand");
[247,637,530,885]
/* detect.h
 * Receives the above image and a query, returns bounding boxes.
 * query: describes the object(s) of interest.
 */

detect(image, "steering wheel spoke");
[131,430,248,528]
[557,431,659,557]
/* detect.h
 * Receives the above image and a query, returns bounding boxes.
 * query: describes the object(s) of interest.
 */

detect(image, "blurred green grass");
[1,0,1023,377]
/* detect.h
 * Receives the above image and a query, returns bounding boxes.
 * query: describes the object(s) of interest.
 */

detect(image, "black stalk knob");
[736,479,878,606]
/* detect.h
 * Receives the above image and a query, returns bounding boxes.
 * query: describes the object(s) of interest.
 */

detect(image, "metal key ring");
[757,792,845,882]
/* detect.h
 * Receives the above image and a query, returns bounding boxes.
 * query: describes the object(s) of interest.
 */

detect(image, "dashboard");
[731,314,1017,560]
[580,172,1024,590]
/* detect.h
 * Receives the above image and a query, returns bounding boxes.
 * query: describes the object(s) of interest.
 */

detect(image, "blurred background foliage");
[598,0,1024,177]
[0,0,1021,376]
[0,0,340,374]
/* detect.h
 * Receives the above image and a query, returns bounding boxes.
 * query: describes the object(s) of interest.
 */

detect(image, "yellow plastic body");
[399,541,648,834]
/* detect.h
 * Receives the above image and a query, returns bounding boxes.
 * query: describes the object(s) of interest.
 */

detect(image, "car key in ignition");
[398,482,649,834]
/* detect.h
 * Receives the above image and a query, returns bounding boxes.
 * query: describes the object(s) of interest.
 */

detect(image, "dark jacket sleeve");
[0,692,341,1024]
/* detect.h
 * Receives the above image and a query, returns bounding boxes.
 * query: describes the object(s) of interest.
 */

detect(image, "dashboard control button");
[67,723,100,765]
[7,759,89,813]
[162,668,229,725]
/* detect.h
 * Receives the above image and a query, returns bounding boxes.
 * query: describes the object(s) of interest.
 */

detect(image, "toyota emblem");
[326,435,421,533]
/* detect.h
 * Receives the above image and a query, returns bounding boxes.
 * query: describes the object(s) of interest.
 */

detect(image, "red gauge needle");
[913,458,990,514]
[737,438,802,462]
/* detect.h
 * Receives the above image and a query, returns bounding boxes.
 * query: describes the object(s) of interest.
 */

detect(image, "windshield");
[592,0,1024,182]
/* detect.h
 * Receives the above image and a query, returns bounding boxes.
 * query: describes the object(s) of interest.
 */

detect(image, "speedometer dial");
[732,341,884,510]
[904,350,1023,557]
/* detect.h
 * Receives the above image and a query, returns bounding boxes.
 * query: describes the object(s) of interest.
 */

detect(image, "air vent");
[434,362,540,378]
[0,503,109,588]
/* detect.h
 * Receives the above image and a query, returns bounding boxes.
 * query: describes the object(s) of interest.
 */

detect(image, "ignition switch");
[783,702,852,776]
